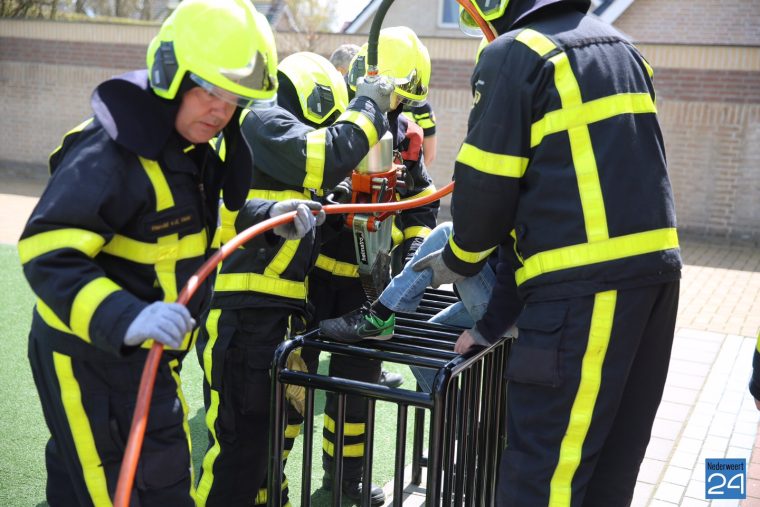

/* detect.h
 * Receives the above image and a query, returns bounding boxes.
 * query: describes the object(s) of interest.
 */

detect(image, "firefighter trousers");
[195,307,298,507]
[498,280,680,507]
[28,333,194,507]
[307,274,382,481]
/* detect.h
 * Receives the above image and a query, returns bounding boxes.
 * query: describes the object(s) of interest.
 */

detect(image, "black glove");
[328,178,352,204]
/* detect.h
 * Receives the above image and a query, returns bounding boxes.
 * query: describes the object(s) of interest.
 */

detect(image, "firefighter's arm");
[395,158,439,262]
[242,97,389,191]
[18,139,148,356]
[442,38,531,277]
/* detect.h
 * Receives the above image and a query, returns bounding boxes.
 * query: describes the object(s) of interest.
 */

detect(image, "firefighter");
[194,51,392,507]
[311,26,439,506]
[17,1,321,506]
[750,330,760,410]
[414,1,683,505]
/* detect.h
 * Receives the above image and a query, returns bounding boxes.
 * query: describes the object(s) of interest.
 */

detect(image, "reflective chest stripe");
[513,29,676,285]
[214,188,311,300]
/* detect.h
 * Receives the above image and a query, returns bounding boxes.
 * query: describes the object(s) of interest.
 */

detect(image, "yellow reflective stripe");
[336,110,379,147]
[249,188,311,201]
[324,414,365,436]
[509,229,524,265]
[392,221,403,247]
[315,254,358,278]
[456,143,528,178]
[304,129,327,189]
[196,388,222,507]
[515,228,679,285]
[156,234,179,301]
[18,229,105,264]
[549,290,616,506]
[214,273,306,300]
[141,158,174,210]
[70,277,121,343]
[399,184,437,201]
[254,481,290,506]
[219,206,239,246]
[642,57,654,78]
[37,299,73,334]
[530,93,657,148]
[516,28,557,57]
[449,234,496,265]
[49,117,93,160]
[168,358,196,500]
[548,51,608,242]
[404,226,432,241]
[756,330,760,353]
[322,439,365,458]
[264,239,301,278]
[52,352,112,506]
[101,231,207,264]
[285,423,301,439]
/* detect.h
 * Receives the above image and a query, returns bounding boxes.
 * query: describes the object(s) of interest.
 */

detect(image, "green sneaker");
[319,304,395,343]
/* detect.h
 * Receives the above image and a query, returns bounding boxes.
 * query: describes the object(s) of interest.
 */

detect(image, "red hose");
[456,0,498,42]
[113,181,454,506]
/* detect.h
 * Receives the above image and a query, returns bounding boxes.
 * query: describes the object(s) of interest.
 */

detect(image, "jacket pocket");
[505,301,568,387]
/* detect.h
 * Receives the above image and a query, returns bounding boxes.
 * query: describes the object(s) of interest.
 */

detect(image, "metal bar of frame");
[268,289,510,507]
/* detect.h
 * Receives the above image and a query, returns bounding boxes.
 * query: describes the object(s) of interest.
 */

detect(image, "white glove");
[270,199,326,240]
[411,248,466,288]
[356,75,395,114]
[123,302,195,348]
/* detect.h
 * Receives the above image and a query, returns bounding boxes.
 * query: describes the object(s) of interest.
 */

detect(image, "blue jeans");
[380,222,496,392]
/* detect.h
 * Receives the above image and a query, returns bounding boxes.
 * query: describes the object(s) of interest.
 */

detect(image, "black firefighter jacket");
[18,70,274,360]
[444,5,682,312]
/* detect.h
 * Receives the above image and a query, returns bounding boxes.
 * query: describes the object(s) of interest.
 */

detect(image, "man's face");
[175,86,236,144]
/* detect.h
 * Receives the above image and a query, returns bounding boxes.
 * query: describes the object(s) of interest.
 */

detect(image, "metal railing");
[268,288,510,506]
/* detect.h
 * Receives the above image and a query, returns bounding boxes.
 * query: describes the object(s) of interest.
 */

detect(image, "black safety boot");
[378,369,404,388]
[322,475,386,506]
[319,303,395,343]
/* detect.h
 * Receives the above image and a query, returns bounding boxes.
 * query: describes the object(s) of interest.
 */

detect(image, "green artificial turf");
[0,244,425,506]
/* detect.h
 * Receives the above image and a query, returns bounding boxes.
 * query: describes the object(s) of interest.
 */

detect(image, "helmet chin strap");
[457,0,499,41]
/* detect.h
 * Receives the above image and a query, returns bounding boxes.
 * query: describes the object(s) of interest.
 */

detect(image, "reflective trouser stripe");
[197,309,223,507]
[324,414,365,436]
[52,352,112,506]
[167,357,196,501]
[322,439,365,458]
[549,291,617,506]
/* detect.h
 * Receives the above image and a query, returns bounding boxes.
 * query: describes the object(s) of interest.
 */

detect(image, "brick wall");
[1,18,759,242]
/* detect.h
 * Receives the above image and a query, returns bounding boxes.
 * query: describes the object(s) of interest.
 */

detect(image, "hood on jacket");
[492,0,591,34]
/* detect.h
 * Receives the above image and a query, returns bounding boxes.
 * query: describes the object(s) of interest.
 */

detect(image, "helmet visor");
[306,83,338,123]
[459,9,485,37]
[393,69,428,107]
[190,73,256,108]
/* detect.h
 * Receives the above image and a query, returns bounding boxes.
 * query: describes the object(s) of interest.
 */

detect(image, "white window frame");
[438,0,459,28]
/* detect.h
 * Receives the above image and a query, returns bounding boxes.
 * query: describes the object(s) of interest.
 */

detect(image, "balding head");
[329,43,361,76]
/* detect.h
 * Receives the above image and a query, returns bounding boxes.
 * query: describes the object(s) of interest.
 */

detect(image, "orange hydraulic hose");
[113,180,454,507]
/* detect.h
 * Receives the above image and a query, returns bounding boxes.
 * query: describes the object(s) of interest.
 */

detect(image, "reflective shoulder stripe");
[315,254,359,278]
[515,28,557,57]
[49,118,94,161]
[304,129,327,190]
[214,273,307,300]
[404,226,432,241]
[399,184,437,201]
[102,231,207,264]
[18,229,105,264]
[70,277,121,342]
[448,234,496,264]
[140,157,175,210]
[641,56,654,78]
[531,92,656,148]
[336,110,379,147]
[456,143,528,178]
[515,228,679,285]
[52,352,112,505]
[549,290,616,505]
